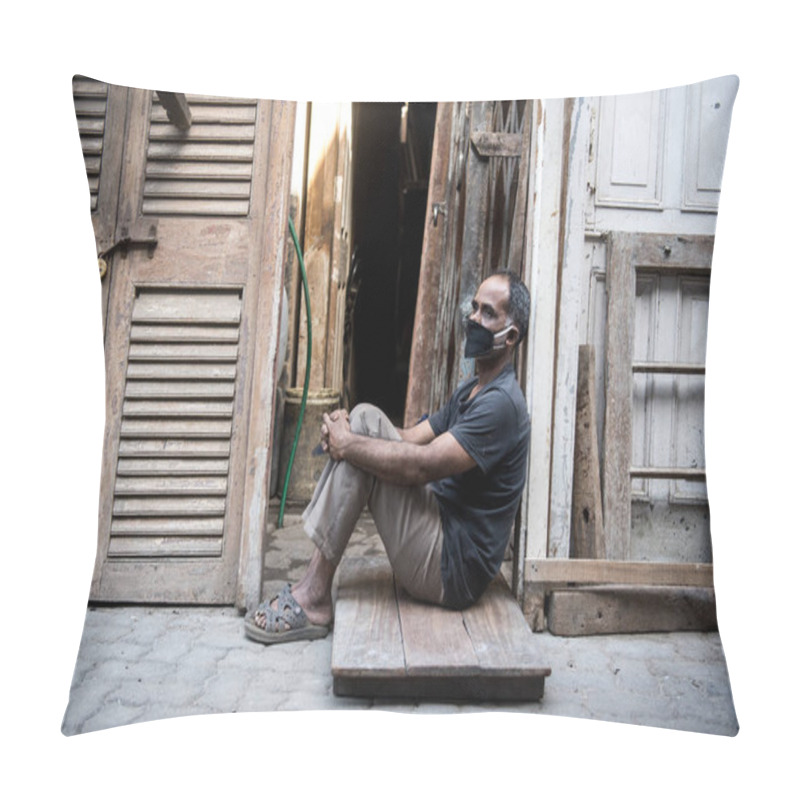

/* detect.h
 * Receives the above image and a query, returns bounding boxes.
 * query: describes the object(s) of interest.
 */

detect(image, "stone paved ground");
[62,508,738,737]
[62,604,737,736]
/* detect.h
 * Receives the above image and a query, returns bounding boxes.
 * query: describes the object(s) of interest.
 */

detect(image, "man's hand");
[320,409,351,460]
[319,406,476,485]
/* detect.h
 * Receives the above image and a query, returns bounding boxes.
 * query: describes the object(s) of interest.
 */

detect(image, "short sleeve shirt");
[427,363,530,609]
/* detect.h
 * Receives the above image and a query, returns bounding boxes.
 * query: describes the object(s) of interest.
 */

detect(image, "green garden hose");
[277,216,312,528]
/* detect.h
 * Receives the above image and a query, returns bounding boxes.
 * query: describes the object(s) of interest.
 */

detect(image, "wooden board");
[331,558,551,702]
[547,587,718,636]
[526,558,714,588]
[570,344,605,559]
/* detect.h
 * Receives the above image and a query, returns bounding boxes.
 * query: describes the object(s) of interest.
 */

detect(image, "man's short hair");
[494,270,530,344]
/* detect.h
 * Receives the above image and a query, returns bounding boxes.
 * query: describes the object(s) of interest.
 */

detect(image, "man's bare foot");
[251,547,336,631]
[244,583,330,644]
[249,584,332,630]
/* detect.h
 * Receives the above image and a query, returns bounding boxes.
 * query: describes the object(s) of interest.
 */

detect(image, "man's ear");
[506,326,519,347]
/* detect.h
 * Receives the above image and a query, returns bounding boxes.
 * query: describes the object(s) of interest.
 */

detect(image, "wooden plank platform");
[331,557,551,702]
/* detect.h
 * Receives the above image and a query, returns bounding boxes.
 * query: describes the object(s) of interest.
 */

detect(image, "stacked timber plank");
[331,557,551,702]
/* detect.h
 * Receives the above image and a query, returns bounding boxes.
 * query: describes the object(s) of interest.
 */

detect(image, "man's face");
[469,274,511,333]
[467,275,518,358]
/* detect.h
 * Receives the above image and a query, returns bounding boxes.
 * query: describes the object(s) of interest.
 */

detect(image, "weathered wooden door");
[405,100,532,426]
[76,84,294,604]
[405,100,533,598]
[604,232,714,562]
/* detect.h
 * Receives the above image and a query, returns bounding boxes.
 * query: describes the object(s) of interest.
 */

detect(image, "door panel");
[604,233,714,562]
[89,88,286,603]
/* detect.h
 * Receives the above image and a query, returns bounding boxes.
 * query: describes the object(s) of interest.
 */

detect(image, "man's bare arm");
[398,418,436,445]
[325,413,475,485]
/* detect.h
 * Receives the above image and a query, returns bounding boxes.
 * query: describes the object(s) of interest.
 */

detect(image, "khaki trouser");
[302,404,446,605]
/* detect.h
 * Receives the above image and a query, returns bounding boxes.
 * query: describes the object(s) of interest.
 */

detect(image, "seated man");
[245,270,531,644]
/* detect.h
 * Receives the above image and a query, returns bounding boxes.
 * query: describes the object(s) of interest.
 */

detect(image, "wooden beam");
[156,91,192,130]
[547,586,718,636]
[405,103,454,427]
[603,233,636,559]
[507,104,533,279]
[627,235,715,269]
[456,102,493,384]
[235,100,296,611]
[525,558,714,588]
[570,345,605,558]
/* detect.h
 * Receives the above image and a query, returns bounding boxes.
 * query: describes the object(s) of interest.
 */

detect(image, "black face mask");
[464,319,515,358]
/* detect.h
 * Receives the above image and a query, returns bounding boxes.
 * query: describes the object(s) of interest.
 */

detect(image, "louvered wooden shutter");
[72,76,109,211]
[87,88,295,605]
[143,94,257,217]
[109,287,242,560]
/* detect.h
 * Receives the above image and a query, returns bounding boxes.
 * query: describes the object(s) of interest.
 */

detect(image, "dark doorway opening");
[347,102,437,425]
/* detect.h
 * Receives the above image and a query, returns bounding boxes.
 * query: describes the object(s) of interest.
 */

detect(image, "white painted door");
[583,76,737,562]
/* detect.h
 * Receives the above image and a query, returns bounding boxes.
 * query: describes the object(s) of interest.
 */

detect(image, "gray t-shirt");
[428,363,530,609]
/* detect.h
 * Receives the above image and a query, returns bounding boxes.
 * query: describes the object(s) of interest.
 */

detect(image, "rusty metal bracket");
[98,225,159,261]
[470,131,525,158]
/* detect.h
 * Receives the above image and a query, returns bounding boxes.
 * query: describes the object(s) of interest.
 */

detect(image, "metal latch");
[97,225,158,279]
[98,226,158,260]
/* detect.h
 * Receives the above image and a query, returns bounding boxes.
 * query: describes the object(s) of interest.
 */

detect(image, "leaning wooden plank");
[331,558,406,683]
[570,344,605,559]
[604,232,636,560]
[155,91,192,130]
